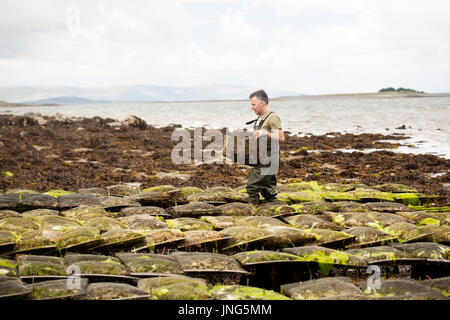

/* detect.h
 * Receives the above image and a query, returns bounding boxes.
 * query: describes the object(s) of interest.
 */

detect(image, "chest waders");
[246,112,278,205]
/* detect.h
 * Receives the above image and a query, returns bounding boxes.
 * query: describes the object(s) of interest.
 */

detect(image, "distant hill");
[378,87,425,94]
[21,96,111,105]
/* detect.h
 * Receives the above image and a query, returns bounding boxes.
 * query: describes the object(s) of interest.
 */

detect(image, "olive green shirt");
[257,109,282,132]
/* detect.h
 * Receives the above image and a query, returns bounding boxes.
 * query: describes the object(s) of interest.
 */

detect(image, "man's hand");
[253,129,268,139]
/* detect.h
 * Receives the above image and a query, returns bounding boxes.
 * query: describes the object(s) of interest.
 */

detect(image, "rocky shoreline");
[0,113,448,206]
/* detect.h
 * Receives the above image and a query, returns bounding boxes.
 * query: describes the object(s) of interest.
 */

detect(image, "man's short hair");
[249,89,269,105]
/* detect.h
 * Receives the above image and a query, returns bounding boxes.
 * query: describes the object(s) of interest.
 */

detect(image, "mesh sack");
[237,216,288,229]
[366,212,411,227]
[333,201,368,213]
[383,222,433,242]
[61,205,109,221]
[171,252,246,272]
[64,253,121,265]
[119,206,169,217]
[97,196,141,210]
[418,225,450,243]
[115,253,183,274]
[84,217,125,233]
[283,246,367,267]
[168,202,221,218]
[38,215,81,232]
[125,191,174,207]
[211,285,290,300]
[364,202,412,213]
[262,226,317,249]
[284,214,341,230]
[21,194,59,209]
[0,258,18,277]
[15,229,64,251]
[186,191,226,203]
[0,210,22,219]
[364,279,446,300]
[345,227,398,247]
[232,250,302,265]
[0,278,31,298]
[320,183,355,192]
[85,282,149,300]
[303,228,355,246]
[137,276,207,292]
[17,255,67,277]
[421,276,450,297]
[221,226,274,249]
[56,227,101,249]
[144,281,211,300]
[166,218,213,231]
[345,246,408,263]
[0,230,16,245]
[278,191,323,204]
[181,230,228,247]
[106,184,141,197]
[218,202,255,216]
[390,242,449,260]
[396,211,447,226]
[290,202,339,214]
[0,217,39,234]
[70,260,129,276]
[29,278,88,300]
[22,209,59,217]
[281,277,363,300]
[201,216,242,229]
[100,228,145,244]
[372,183,418,193]
[255,203,296,217]
[144,229,185,246]
[119,214,168,231]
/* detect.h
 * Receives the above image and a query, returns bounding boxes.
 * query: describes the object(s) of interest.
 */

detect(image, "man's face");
[250,96,265,115]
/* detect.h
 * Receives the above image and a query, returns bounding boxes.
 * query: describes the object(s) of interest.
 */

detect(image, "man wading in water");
[246,90,285,205]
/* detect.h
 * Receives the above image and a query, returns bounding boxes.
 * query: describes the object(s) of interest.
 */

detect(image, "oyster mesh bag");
[220,226,274,250]
[232,250,303,265]
[344,227,398,248]
[84,217,125,233]
[281,277,363,300]
[418,225,450,244]
[284,214,341,230]
[28,278,88,300]
[137,276,211,300]
[390,242,449,260]
[0,258,18,277]
[144,229,185,246]
[383,222,433,242]
[84,282,149,300]
[166,218,213,231]
[181,230,228,247]
[56,227,101,249]
[14,229,63,252]
[115,253,183,275]
[421,276,450,296]
[211,285,291,300]
[17,255,67,277]
[200,216,242,229]
[0,230,16,245]
[172,252,246,272]
[0,217,39,234]
[218,202,255,216]
[0,277,32,298]
[168,202,221,218]
[363,279,447,300]
[237,216,288,229]
[262,226,316,249]
[119,214,168,230]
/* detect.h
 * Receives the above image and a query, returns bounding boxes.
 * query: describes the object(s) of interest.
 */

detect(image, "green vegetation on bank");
[378,87,425,94]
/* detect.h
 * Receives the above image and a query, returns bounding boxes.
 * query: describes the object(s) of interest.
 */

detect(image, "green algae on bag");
[396,211,447,226]
[383,222,433,242]
[94,228,145,250]
[85,282,149,300]
[363,279,446,300]
[232,250,303,265]
[172,252,246,273]
[262,226,317,249]
[142,280,211,300]
[17,254,67,277]
[418,225,450,244]
[345,246,408,263]
[220,226,275,251]
[166,217,213,231]
[254,203,296,217]
[0,277,32,299]
[333,201,368,213]
[237,216,288,229]
[421,276,450,297]
[0,230,16,245]
[115,253,183,275]
[29,278,88,300]
[97,196,141,211]
[84,216,125,233]
[281,277,363,300]
[390,242,449,260]
[0,258,17,277]
[180,230,229,249]
[22,209,59,218]
[0,217,39,234]
[303,228,355,247]
[119,214,168,231]
[364,202,412,213]
[284,214,341,231]
[14,229,64,253]
[168,202,221,218]
[119,206,170,217]
[143,228,185,247]
[37,215,81,232]
[56,227,101,251]
[218,202,255,216]
[210,284,291,300]
[61,205,109,221]
[290,202,339,214]
[344,227,398,248]
[0,209,22,219]
[201,216,242,229]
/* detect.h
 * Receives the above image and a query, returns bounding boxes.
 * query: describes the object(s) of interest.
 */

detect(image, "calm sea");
[1,95,449,159]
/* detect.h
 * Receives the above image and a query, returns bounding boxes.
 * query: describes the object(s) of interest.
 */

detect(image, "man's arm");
[254,129,285,142]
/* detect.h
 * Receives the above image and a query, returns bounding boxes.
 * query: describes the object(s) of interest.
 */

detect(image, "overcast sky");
[0,0,449,94]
